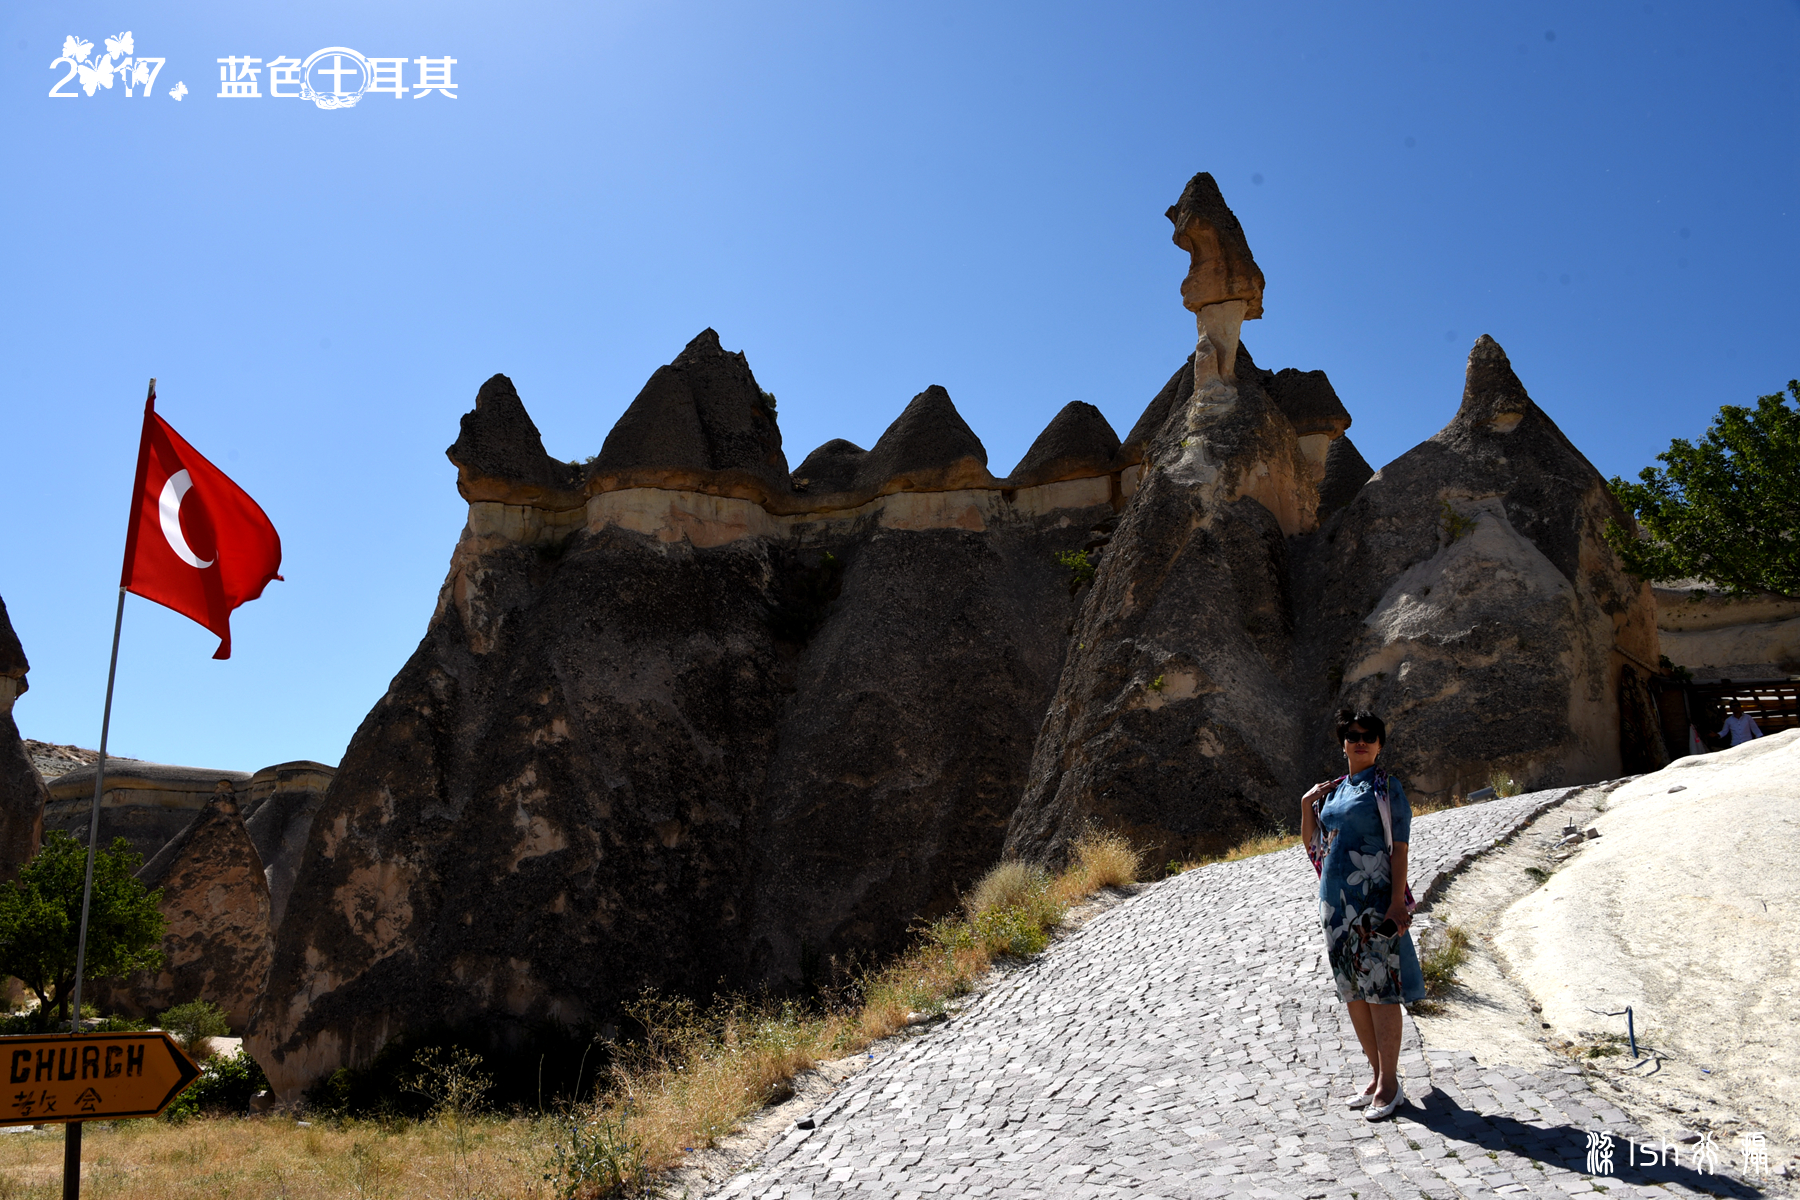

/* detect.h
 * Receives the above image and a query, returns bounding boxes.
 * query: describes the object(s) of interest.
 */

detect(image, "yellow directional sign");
[0,1032,200,1125]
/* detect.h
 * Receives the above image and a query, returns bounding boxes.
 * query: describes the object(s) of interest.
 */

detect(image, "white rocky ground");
[1493,731,1800,1156]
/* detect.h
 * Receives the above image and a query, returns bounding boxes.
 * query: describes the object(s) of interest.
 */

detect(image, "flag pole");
[68,378,153,1034]
[67,584,126,1035]
[63,377,151,1200]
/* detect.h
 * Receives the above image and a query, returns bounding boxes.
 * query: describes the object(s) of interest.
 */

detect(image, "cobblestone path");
[713,790,1768,1199]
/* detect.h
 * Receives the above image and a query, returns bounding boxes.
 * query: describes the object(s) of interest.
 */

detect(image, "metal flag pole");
[62,377,151,1200]
[66,585,126,1036]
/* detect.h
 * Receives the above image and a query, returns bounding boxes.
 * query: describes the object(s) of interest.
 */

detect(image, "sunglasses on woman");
[1343,731,1378,745]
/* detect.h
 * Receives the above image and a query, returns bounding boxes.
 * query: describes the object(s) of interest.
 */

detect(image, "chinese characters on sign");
[0,1034,200,1126]
[217,48,458,108]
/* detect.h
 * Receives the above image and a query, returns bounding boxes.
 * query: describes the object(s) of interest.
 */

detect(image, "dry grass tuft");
[607,994,846,1177]
[1058,829,1141,899]
[1168,830,1301,875]
[1420,924,1472,997]
[965,860,1049,916]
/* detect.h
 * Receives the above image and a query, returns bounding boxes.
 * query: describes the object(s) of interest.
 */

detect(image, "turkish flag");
[119,388,283,659]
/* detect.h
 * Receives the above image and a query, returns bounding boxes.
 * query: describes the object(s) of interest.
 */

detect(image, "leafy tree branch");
[0,831,166,1029]
[1604,381,1800,598]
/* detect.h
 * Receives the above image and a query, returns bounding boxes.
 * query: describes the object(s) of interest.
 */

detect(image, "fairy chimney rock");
[1317,435,1374,519]
[0,596,26,718]
[1167,172,1265,384]
[242,760,336,933]
[791,439,868,496]
[109,779,273,1032]
[591,329,794,505]
[853,386,997,495]
[1458,334,1536,433]
[1266,368,1352,479]
[1006,402,1122,489]
[447,373,585,509]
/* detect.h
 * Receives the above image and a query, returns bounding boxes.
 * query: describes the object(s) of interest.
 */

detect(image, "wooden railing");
[1686,679,1800,735]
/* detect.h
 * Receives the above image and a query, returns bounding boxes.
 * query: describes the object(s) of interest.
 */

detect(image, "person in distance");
[1300,709,1425,1122]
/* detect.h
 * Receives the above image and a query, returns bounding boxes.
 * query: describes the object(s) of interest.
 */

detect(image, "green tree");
[1604,381,1800,598]
[0,831,166,1029]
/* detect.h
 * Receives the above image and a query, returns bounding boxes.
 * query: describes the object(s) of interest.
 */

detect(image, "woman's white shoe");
[1344,1091,1375,1109]
[1364,1081,1405,1121]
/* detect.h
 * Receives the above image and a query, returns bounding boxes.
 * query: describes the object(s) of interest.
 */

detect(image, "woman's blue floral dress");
[1317,767,1425,1004]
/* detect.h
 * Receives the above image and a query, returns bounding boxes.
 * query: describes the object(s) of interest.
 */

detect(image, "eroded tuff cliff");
[253,172,1660,1095]
[252,336,1119,1096]
[1003,343,1320,865]
[100,782,273,1032]
[1288,335,1663,800]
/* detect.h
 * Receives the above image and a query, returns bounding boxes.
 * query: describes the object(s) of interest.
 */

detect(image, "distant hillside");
[21,740,106,782]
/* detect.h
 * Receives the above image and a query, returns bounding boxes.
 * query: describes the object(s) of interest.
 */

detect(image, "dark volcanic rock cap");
[791,439,867,496]
[852,386,998,496]
[1166,172,1265,319]
[1459,334,1539,426]
[592,329,794,504]
[447,374,586,509]
[1266,368,1351,439]
[1006,402,1122,489]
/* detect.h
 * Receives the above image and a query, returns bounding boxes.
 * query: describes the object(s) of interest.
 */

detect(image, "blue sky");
[1,1,1796,772]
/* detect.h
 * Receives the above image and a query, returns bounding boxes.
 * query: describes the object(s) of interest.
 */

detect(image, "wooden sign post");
[0,1032,201,1199]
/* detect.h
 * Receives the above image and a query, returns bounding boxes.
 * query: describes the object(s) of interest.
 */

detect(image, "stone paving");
[711,789,1771,1199]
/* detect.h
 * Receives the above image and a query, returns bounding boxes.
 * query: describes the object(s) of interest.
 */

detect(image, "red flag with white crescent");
[119,386,282,659]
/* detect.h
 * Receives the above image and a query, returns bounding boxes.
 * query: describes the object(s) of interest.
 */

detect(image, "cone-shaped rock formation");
[448,374,586,509]
[1004,341,1318,866]
[590,328,793,504]
[1290,335,1662,801]
[1316,435,1373,519]
[243,761,335,933]
[852,385,996,496]
[103,782,272,1032]
[1265,368,1351,441]
[792,439,867,495]
[1006,402,1122,489]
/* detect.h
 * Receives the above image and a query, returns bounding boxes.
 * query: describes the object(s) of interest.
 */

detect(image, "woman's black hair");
[1335,708,1386,745]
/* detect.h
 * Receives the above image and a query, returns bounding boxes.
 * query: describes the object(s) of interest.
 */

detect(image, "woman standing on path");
[1300,709,1425,1122]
